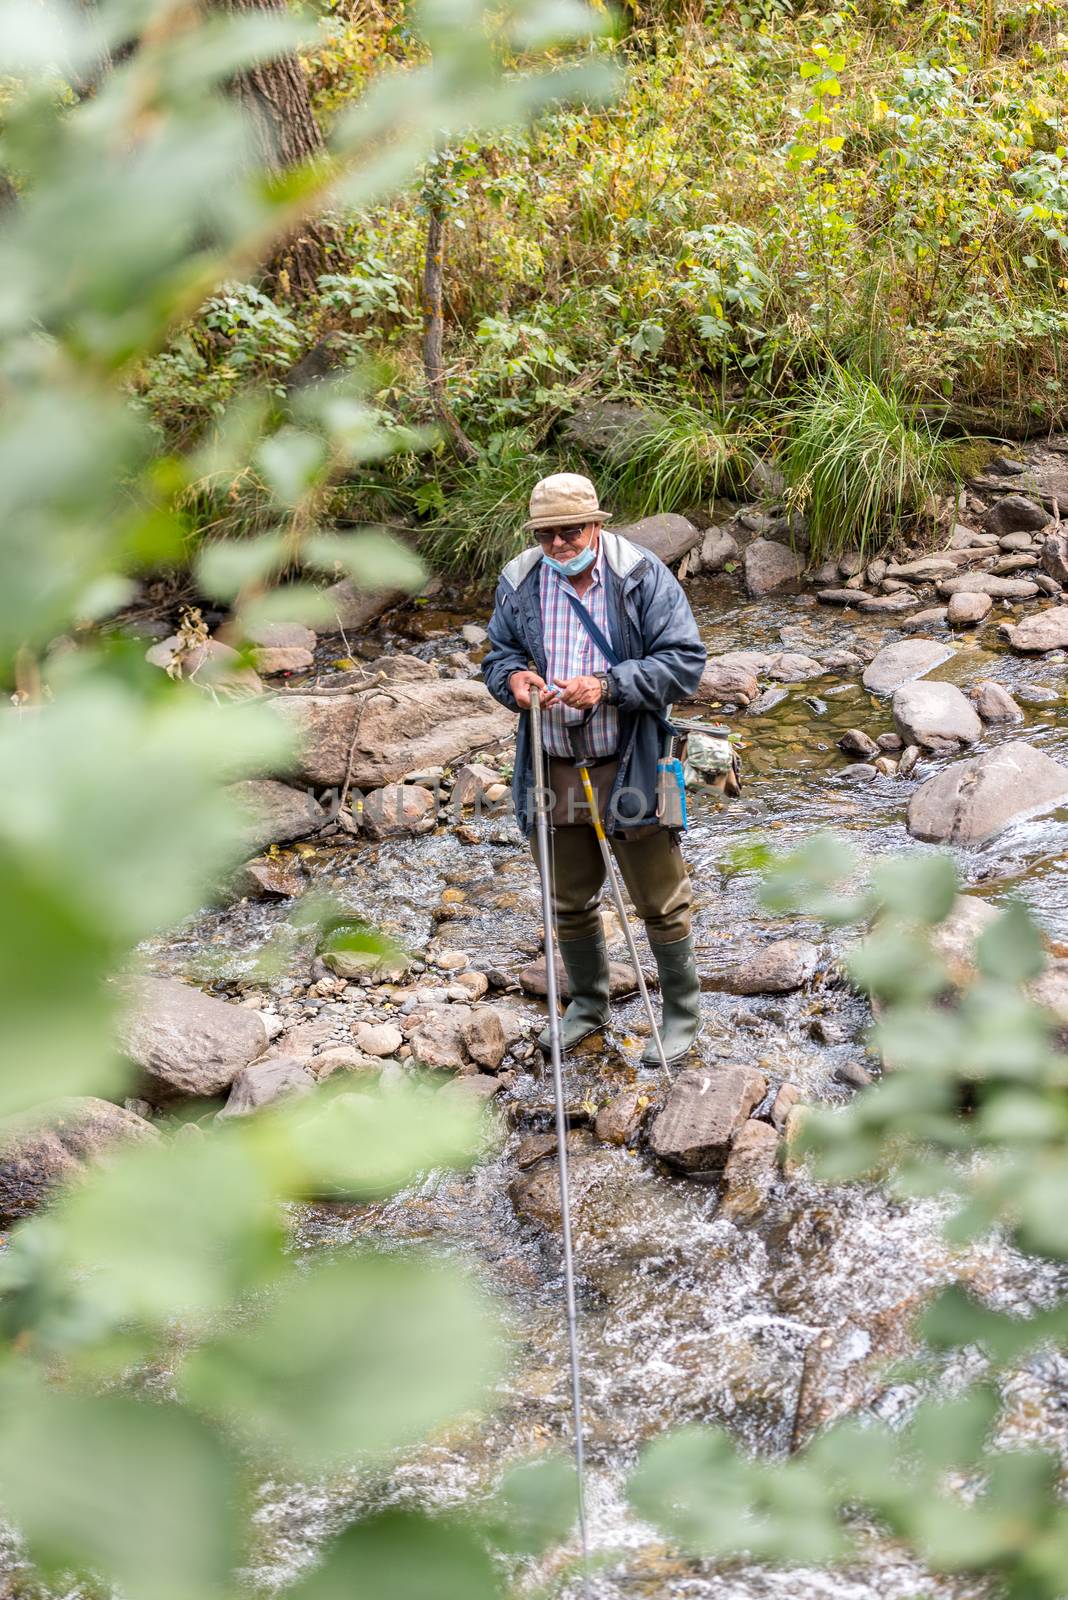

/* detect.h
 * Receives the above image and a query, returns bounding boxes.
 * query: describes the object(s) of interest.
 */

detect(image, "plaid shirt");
[539,544,620,760]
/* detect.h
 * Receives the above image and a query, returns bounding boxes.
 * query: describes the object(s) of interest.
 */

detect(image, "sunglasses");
[535,524,588,546]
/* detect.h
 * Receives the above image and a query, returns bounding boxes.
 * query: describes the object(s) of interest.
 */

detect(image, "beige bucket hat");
[523,472,612,532]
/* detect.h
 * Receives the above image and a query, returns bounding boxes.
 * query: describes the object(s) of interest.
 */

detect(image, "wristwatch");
[594,672,615,704]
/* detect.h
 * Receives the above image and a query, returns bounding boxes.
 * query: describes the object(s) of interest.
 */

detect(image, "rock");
[716,650,775,676]
[718,1119,780,1221]
[516,1132,561,1168]
[994,554,1040,576]
[352,1021,403,1058]
[0,1098,158,1221]
[311,1048,381,1080]
[838,762,878,783]
[938,573,1039,599]
[407,1007,469,1070]
[929,896,1000,987]
[231,852,306,899]
[744,539,803,597]
[362,783,438,839]
[820,649,863,671]
[219,1057,315,1118]
[898,744,921,778]
[907,741,1068,844]
[230,779,328,854]
[770,1083,800,1132]
[901,608,948,632]
[1041,532,1068,585]
[947,591,992,626]
[700,528,740,571]
[462,1007,507,1070]
[519,955,644,1001]
[857,591,920,614]
[450,969,489,1001]
[838,550,864,578]
[817,588,864,607]
[722,939,819,995]
[615,513,702,567]
[838,729,879,760]
[438,1073,501,1104]
[1002,606,1068,653]
[971,681,1024,724]
[145,635,263,696]
[118,976,268,1101]
[508,1147,610,1229]
[982,494,1050,537]
[1035,573,1065,598]
[649,1065,767,1174]
[834,1060,873,1089]
[252,646,315,675]
[692,661,759,707]
[321,579,411,634]
[1016,684,1060,705]
[561,401,655,462]
[247,620,317,652]
[276,682,514,790]
[369,653,439,684]
[812,560,841,585]
[999,532,1036,553]
[461,623,488,646]
[594,1087,646,1145]
[884,555,961,581]
[746,686,789,716]
[877,732,904,752]
[768,653,824,683]
[861,640,953,695]
[892,681,982,751]
[1030,961,1068,1033]
[451,763,503,807]
[866,558,888,587]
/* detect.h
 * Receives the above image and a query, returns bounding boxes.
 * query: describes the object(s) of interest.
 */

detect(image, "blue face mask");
[543,543,597,578]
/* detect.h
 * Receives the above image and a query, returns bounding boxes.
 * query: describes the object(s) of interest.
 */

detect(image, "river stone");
[219,1057,315,1118]
[746,686,789,716]
[907,741,1068,844]
[722,939,819,995]
[462,1007,507,1070]
[930,896,1000,987]
[744,539,803,596]
[1030,961,1068,1034]
[231,852,306,900]
[982,494,1050,536]
[362,782,437,839]
[938,573,1040,599]
[700,528,740,571]
[770,1082,801,1132]
[892,681,981,751]
[406,1006,470,1070]
[0,1098,158,1222]
[451,763,502,807]
[310,1048,382,1080]
[508,1146,614,1230]
[838,729,879,759]
[1001,606,1068,653]
[230,778,328,854]
[768,653,823,683]
[650,1065,767,1173]
[901,608,949,632]
[321,578,412,634]
[352,1021,403,1058]
[615,513,702,566]
[971,681,1024,724]
[857,592,920,614]
[144,635,264,696]
[252,645,315,675]
[519,955,645,1000]
[439,1073,502,1105]
[718,1118,780,1222]
[247,620,317,652]
[817,588,865,607]
[594,1087,646,1145]
[885,555,961,581]
[693,661,759,706]
[947,591,992,626]
[861,639,953,696]
[118,976,268,1100]
[1041,531,1068,585]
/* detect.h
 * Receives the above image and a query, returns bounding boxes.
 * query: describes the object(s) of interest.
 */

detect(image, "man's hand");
[508,670,557,709]
[554,674,603,709]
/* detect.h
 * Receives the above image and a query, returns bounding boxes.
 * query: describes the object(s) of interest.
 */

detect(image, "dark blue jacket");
[482,531,707,837]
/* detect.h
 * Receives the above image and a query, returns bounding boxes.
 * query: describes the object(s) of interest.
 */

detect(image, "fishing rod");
[529,688,592,1592]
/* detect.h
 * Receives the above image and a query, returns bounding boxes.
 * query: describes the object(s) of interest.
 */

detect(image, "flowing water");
[142,577,1068,1598]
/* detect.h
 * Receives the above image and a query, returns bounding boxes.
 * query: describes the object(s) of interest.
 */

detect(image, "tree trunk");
[220,0,335,299]
[421,200,476,463]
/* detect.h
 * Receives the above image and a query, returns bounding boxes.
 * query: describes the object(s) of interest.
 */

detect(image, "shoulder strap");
[562,588,678,743]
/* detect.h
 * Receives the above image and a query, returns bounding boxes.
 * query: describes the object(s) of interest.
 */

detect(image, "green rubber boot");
[538,935,611,1054]
[642,934,702,1064]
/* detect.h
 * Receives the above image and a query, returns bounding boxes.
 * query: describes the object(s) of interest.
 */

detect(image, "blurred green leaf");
[977,902,1046,984]
[305,529,426,592]
[481,1456,578,1555]
[288,1510,500,1600]
[871,852,958,925]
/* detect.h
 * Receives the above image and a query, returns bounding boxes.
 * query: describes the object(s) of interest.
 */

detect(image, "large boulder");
[230,779,328,853]
[691,660,759,707]
[907,742,1068,844]
[615,514,702,567]
[700,528,740,572]
[744,539,803,597]
[937,573,1039,599]
[861,639,953,696]
[982,494,1050,537]
[118,976,268,1100]
[561,401,655,462]
[275,682,514,790]
[0,1098,158,1221]
[1001,606,1068,653]
[891,681,982,752]
[1041,531,1068,586]
[649,1065,767,1174]
[321,579,412,634]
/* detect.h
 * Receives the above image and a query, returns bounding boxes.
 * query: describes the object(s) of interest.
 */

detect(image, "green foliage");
[630,837,1068,1595]
[606,398,762,517]
[420,430,556,577]
[780,361,960,561]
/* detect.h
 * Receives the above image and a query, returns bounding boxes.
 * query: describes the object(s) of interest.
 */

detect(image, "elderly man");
[482,472,707,1063]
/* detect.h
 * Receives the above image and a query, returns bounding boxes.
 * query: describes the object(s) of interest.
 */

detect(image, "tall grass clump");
[781,363,962,563]
[608,400,761,519]
[421,432,556,579]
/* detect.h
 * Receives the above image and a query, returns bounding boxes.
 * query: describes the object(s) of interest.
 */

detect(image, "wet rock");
[231,852,306,900]
[230,779,328,854]
[891,681,981,752]
[838,762,878,783]
[451,763,503,807]
[947,591,992,626]
[519,955,644,1001]
[439,1073,501,1105]
[617,513,702,566]
[1041,531,1068,585]
[873,756,897,777]
[994,553,1040,576]
[746,686,789,715]
[833,1060,873,1089]
[884,555,961,581]
[770,1082,801,1131]
[907,741,1068,844]
[1030,960,1068,1032]
[362,783,437,839]
[857,591,920,614]
[817,588,866,607]
[700,528,740,571]
[462,1007,507,1070]
[693,660,759,707]
[508,1145,613,1229]
[901,607,948,632]
[722,939,819,995]
[1016,684,1060,705]
[1035,573,1065,598]
[461,624,488,647]
[970,681,1024,724]
[982,494,1050,536]
[838,729,879,760]
[938,573,1039,599]
[877,732,904,752]
[929,895,1000,987]
[118,976,268,1101]
[649,1065,767,1174]
[820,649,864,670]
[0,1098,158,1222]
[744,539,803,597]
[276,682,513,789]
[1001,606,1068,653]
[718,1119,780,1221]
[594,1087,646,1145]
[898,744,922,778]
[352,1021,403,1058]
[861,639,953,695]
[219,1057,315,1118]
[768,653,823,683]
[516,1131,560,1168]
